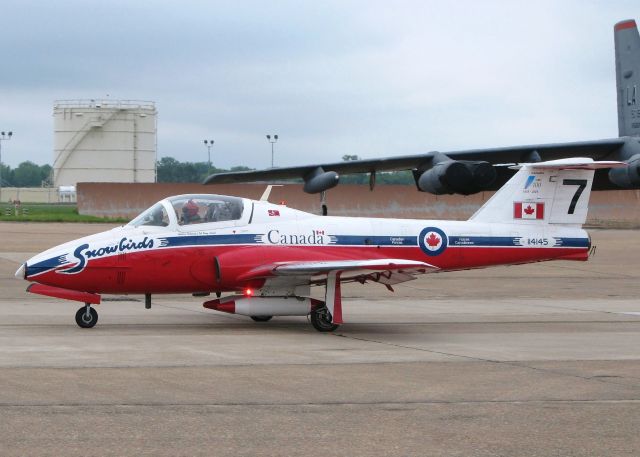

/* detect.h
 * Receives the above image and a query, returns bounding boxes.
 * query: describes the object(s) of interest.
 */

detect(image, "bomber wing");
[204,139,625,181]
[204,138,629,192]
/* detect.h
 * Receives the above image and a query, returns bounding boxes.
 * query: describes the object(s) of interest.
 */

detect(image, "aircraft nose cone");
[15,263,26,280]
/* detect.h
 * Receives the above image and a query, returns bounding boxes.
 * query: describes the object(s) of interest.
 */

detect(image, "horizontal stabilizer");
[509,158,626,170]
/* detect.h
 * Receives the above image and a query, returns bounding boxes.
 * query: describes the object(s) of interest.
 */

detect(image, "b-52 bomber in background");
[205,20,640,209]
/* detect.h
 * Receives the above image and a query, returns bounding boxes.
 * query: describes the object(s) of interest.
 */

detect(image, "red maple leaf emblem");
[426,233,441,247]
[524,205,535,215]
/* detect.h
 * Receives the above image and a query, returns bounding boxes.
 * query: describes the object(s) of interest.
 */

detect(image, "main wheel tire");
[250,315,273,322]
[310,307,339,332]
[75,306,98,328]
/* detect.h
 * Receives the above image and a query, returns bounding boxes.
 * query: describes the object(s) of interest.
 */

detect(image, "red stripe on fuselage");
[28,244,589,294]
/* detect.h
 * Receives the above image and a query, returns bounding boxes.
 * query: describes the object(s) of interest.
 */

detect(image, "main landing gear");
[309,271,342,332]
[75,303,98,328]
[310,307,339,332]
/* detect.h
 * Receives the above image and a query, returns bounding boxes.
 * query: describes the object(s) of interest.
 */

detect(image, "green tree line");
[0,156,415,186]
[156,157,252,183]
[0,162,52,187]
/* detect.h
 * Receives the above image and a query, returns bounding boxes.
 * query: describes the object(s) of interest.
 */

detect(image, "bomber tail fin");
[615,19,640,137]
[469,159,625,227]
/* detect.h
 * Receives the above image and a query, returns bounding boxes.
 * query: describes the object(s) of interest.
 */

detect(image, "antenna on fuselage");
[320,191,328,216]
[260,184,283,202]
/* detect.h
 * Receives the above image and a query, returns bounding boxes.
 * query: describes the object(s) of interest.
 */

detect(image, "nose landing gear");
[75,304,98,328]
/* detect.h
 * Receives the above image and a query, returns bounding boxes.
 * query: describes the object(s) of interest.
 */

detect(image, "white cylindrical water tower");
[53,100,157,187]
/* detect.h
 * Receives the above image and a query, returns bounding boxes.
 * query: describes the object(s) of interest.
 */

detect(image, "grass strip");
[0,203,129,223]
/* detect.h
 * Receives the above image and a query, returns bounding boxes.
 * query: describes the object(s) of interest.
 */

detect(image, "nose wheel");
[75,304,98,328]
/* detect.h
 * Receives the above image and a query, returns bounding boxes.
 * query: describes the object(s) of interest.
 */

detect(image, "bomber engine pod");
[303,167,340,194]
[609,153,640,189]
[609,154,640,187]
[417,160,497,195]
[203,295,323,316]
[609,140,640,188]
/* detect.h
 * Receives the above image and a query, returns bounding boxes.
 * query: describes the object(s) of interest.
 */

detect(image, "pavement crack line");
[510,301,640,316]
[544,263,639,279]
[1,398,639,409]
[333,333,640,389]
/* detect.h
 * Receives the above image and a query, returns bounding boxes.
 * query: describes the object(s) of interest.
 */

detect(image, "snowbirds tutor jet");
[16,158,623,332]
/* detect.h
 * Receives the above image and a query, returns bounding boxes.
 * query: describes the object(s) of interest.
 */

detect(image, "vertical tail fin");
[615,19,640,137]
[470,159,625,226]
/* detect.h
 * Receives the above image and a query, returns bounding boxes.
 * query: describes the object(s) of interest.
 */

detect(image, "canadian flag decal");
[268,209,280,216]
[513,202,544,220]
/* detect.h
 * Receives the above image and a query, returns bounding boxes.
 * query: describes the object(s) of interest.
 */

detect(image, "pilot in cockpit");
[205,202,233,222]
[151,206,167,226]
[181,199,201,224]
[204,203,218,222]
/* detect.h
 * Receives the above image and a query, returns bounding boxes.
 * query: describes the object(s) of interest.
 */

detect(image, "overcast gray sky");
[0,0,637,169]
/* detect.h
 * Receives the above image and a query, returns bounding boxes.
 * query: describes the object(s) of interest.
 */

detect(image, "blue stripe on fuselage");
[27,254,67,276]
[330,235,417,246]
[449,236,521,247]
[552,237,590,248]
[159,234,261,247]
[90,234,592,249]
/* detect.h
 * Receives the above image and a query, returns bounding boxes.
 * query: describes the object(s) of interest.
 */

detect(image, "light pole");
[203,139,214,175]
[0,131,13,204]
[266,134,278,168]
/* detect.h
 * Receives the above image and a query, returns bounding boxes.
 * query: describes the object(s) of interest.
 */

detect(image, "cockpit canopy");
[171,195,244,225]
[128,194,246,228]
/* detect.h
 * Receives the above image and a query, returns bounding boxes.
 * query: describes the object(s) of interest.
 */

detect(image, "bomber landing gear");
[75,304,98,328]
[310,307,339,332]
[250,315,273,322]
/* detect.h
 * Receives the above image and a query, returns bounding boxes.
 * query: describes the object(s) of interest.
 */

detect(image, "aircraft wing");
[273,258,436,276]
[238,258,438,287]
[204,138,626,189]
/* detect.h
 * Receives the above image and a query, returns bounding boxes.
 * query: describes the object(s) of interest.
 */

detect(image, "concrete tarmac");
[0,222,639,456]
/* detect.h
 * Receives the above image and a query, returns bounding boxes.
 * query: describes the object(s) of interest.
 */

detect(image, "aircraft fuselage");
[19,200,589,295]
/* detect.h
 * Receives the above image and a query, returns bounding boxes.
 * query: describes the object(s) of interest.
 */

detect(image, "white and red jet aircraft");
[16,158,623,332]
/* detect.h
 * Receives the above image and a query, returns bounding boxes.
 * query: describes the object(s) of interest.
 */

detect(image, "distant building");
[53,99,157,187]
